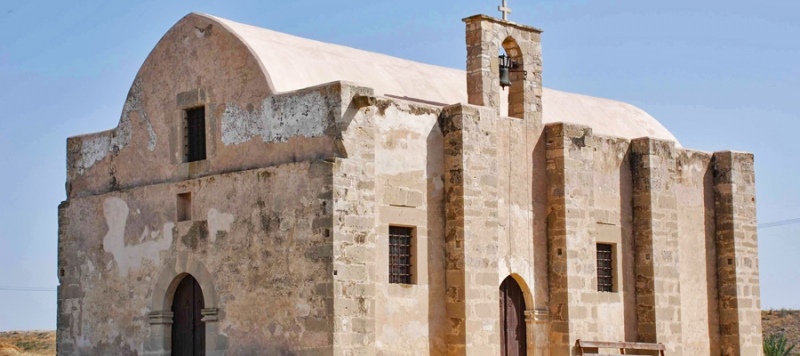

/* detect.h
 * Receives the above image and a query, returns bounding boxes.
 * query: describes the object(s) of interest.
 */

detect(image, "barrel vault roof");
[200,13,679,144]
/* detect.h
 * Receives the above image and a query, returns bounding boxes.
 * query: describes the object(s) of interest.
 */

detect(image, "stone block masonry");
[58,10,765,356]
[440,103,503,356]
[545,122,597,355]
[463,15,543,126]
[331,85,378,356]
[714,151,762,356]
[631,138,683,355]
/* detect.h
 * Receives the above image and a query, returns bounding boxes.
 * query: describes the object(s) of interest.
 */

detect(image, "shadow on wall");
[427,113,447,355]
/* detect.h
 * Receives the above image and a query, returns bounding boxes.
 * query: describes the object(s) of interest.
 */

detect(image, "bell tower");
[463,12,543,125]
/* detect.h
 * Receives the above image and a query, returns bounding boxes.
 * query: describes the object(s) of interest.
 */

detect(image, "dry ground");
[763,309,800,349]
[0,310,796,355]
[0,331,55,356]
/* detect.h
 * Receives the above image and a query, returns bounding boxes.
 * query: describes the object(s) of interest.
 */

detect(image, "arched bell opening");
[500,275,529,356]
[499,37,526,119]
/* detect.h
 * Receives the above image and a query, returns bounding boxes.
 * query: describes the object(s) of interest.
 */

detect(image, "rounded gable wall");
[66,13,346,199]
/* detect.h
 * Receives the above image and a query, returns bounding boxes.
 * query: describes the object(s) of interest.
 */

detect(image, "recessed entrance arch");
[172,274,205,356]
[145,252,223,356]
[500,275,527,356]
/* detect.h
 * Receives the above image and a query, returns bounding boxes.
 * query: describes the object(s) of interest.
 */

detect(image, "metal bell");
[499,66,512,89]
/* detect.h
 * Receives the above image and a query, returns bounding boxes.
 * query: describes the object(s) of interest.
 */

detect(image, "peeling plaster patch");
[74,77,157,174]
[221,91,328,146]
[376,105,439,176]
[208,208,234,242]
[295,302,311,317]
[102,197,173,277]
[76,135,111,174]
[117,77,157,152]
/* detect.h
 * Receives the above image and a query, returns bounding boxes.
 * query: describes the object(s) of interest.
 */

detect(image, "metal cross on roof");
[498,0,512,21]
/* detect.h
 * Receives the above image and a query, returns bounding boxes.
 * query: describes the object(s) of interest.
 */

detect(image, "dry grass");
[0,311,794,355]
[763,309,800,351]
[0,331,55,356]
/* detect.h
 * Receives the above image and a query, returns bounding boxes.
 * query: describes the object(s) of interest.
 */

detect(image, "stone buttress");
[714,151,762,356]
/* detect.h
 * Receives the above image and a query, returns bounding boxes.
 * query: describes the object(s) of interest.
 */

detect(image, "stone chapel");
[57,9,763,356]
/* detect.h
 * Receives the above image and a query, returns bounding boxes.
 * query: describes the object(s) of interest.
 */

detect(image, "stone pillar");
[714,151,762,356]
[201,308,222,356]
[544,123,595,356]
[440,104,501,356]
[56,200,80,356]
[145,311,173,356]
[463,15,543,127]
[331,84,378,356]
[630,138,682,355]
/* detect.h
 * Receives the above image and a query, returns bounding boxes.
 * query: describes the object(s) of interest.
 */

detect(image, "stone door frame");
[145,252,224,356]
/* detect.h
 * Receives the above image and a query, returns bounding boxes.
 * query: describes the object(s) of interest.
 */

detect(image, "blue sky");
[1,0,798,331]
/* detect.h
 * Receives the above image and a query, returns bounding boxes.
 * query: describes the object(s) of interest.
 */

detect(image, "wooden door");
[171,275,205,356]
[500,276,527,356]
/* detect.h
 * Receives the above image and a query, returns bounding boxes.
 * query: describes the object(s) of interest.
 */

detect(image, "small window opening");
[177,193,192,222]
[597,243,614,292]
[389,226,414,284]
[185,107,206,162]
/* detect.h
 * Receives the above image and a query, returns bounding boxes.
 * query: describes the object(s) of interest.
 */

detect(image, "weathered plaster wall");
[57,162,335,355]
[372,99,447,356]
[329,85,378,356]
[65,13,349,200]
[59,10,764,356]
[675,150,721,355]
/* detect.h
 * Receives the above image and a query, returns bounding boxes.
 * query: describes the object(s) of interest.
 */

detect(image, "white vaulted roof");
[200,13,680,144]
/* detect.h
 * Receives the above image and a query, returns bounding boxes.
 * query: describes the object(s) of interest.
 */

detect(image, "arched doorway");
[500,276,527,356]
[172,274,205,356]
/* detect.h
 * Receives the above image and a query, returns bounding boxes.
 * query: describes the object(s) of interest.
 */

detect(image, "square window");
[185,107,206,162]
[597,243,614,292]
[389,226,414,285]
[177,193,192,222]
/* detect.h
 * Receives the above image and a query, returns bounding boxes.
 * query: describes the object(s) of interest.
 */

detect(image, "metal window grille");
[597,244,613,292]
[185,107,206,162]
[389,226,413,284]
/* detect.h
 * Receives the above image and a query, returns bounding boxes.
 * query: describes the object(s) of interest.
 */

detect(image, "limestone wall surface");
[65,14,348,200]
[590,135,636,342]
[372,99,448,355]
[57,162,335,355]
[676,150,721,355]
[59,11,764,356]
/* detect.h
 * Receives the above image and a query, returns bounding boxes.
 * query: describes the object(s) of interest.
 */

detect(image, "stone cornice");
[462,14,544,33]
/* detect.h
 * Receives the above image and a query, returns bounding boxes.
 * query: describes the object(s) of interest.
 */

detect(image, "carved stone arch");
[145,252,225,356]
[499,273,544,356]
[500,36,526,119]
[501,272,534,311]
[151,252,218,311]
